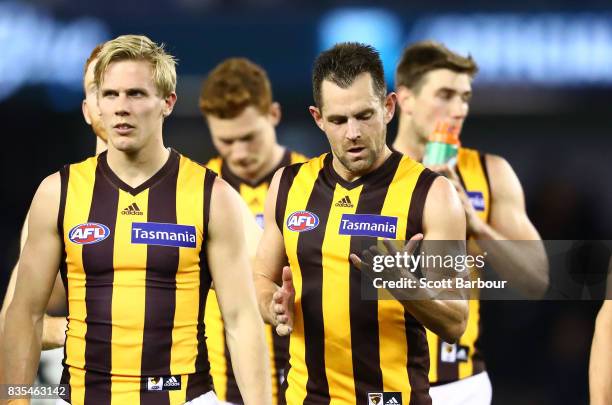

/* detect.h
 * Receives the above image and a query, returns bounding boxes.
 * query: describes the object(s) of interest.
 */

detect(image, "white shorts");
[429,371,492,405]
[56,390,220,405]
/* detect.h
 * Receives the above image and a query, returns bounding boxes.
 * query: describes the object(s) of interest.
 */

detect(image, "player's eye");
[329,117,347,125]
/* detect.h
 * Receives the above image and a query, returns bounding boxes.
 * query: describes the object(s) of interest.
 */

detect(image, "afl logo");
[287,211,319,232]
[68,223,110,245]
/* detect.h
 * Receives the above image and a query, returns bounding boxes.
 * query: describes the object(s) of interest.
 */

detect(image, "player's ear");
[162,92,177,118]
[396,85,415,115]
[308,106,325,131]
[268,102,281,127]
[384,92,397,124]
[82,100,93,125]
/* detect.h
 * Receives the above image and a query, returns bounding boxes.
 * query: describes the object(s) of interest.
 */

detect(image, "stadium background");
[1,1,610,404]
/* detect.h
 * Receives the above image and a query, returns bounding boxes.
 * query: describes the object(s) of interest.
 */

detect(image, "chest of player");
[282,177,415,307]
[63,189,204,277]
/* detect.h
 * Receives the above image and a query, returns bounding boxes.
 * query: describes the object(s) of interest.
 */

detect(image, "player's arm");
[472,155,548,298]
[399,176,469,343]
[3,173,63,389]
[207,177,271,405]
[208,195,261,293]
[253,169,294,335]
[589,264,612,405]
[0,214,67,355]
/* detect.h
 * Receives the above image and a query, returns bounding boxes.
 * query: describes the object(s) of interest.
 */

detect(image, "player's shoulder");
[64,153,99,174]
[457,145,486,162]
[458,146,513,175]
[279,152,325,176]
[170,150,219,178]
[302,153,327,169]
[38,171,62,194]
[46,153,99,193]
[288,150,309,164]
[483,153,512,173]
[29,171,62,221]
[203,155,223,174]
[208,176,242,216]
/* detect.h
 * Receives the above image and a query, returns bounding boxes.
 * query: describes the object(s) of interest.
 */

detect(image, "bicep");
[2,215,31,317]
[421,176,468,300]
[206,178,256,321]
[423,176,466,240]
[598,300,612,323]
[487,155,541,240]
[11,174,63,316]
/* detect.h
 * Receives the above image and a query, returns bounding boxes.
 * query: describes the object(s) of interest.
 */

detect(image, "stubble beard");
[337,145,378,176]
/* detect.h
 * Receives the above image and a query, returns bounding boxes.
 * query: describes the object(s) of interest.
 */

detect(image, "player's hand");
[42,316,68,350]
[427,162,485,236]
[271,266,295,336]
[350,234,434,300]
[350,233,424,272]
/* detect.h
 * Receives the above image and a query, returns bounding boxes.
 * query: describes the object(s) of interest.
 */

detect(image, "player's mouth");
[233,158,257,168]
[114,123,135,135]
[347,146,366,158]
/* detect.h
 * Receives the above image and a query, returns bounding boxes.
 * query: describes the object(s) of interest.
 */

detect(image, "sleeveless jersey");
[277,152,437,405]
[204,149,307,404]
[58,149,216,404]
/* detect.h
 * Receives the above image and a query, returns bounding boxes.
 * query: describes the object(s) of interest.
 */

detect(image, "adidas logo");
[335,195,354,208]
[368,392,401,405]
[163,376,180,388]
[121,203,143,216]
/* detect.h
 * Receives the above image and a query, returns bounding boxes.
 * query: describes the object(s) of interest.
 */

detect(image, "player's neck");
[393,117,426,162]
[257,143,286,181]
[95,137,108,155]
[228,143,285,184]
[106,139,170,188]
[333,146,393,182]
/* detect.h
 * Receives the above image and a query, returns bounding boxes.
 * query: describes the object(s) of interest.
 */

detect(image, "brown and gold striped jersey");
[58,149,216,404]
[277,151,438,405]
[426,147,490,385]
[204,148,307,404]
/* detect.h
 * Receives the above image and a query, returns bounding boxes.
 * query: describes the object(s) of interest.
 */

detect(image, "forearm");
[589,304,612,405]
[255,274,279,325]
[3,305,44,385]
[472,224,548,298]
[41,315,67,350]
[402,299,467,343]
[225,308,272,405]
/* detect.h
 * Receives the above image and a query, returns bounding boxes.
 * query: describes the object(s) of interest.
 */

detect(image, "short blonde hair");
[94,34,177,98]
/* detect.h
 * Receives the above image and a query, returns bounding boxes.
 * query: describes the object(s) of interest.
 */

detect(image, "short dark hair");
[395,40,478,92]
[312,42,386,109]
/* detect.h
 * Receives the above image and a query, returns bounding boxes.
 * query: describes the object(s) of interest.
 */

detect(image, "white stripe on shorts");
[56,390,220,405]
